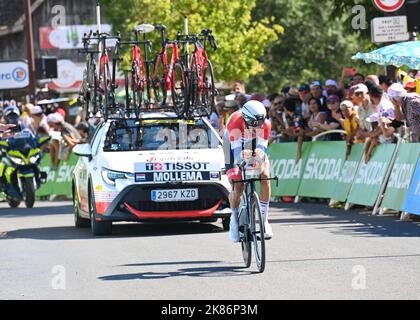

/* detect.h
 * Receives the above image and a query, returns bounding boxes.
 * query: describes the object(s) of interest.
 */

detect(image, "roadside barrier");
[268,140,420,217]
[2,140,419,219]
[36,154,78,197]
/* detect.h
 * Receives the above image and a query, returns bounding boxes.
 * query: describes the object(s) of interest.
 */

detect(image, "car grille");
[123,184,227,212]
[137,198,220,212]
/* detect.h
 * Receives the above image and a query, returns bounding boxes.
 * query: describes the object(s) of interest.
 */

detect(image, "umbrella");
[352,41,420,70]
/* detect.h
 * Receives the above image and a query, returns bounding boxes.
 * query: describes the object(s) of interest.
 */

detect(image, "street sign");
[373,0,406,12]
[0,60,29,90]
[371,15,410,43]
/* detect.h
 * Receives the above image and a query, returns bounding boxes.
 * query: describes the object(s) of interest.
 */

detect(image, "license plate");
[151,188,199,202]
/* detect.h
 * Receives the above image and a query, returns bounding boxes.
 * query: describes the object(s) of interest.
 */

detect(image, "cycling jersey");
[223,111,271,170]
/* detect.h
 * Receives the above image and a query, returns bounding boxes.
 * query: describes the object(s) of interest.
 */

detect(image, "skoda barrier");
[2,143,420,219]
[268,141,420,218]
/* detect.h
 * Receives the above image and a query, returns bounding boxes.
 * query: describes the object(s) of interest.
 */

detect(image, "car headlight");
[10,156,25,165]
[101,168,131,185]
[30,154,40,164]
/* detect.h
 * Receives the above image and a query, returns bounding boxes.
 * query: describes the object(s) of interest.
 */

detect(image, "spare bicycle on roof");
[78,20,219,121]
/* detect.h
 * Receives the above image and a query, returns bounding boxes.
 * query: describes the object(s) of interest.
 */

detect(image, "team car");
[72,112,231,235]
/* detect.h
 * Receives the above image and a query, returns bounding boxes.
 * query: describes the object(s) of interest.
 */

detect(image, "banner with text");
[381,143,420,211]
[297,141,347,199]
[330,143,365,202]
[347,144,396,207]
[268,142,311,196]
[402,159,420,216]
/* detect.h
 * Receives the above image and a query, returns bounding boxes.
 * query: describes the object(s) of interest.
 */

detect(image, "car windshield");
[103,118,221,152]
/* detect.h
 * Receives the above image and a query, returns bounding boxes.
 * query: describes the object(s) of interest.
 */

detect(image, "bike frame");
[189,41,209,95]
[153,42,182,91]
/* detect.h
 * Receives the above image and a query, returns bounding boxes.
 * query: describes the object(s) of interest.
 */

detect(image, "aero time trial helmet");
[241,100,266,127]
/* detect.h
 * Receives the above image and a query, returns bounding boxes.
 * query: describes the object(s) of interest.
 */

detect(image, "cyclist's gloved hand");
[254,149,266,163]
[227,168,242,183]
[240,149,253,163]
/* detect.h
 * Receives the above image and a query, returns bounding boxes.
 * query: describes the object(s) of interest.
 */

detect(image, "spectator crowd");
[0,98,92,170]
[212,69,420,163]
[1,67,420,170]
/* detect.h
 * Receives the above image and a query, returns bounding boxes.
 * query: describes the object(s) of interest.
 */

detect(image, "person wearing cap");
[364,99,398,163]
[310,81,327,109]
[30,105,50,136]
[324,79,338,96]
[352,83,375,135]
[47,112,81,170]
[388,83,420,140]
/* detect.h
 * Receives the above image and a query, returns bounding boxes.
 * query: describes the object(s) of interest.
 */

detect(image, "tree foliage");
[101,0,283,83]
[248,0,384,93]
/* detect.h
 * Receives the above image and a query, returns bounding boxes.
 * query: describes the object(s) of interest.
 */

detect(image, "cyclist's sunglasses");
[247,116,265,128]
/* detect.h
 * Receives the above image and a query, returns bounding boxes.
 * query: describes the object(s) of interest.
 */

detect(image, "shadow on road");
[0,204,74,217]
[2,222,224,241]
[270,202,420,238]
[99,263,255,281]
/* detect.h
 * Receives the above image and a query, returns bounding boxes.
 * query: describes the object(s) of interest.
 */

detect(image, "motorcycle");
[0,130,51,208]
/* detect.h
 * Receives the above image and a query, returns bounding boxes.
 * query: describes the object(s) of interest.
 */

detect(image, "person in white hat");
[47,112,81,170]
[29,105,49,136]
[388,83,420,140]
[352,83,375,136]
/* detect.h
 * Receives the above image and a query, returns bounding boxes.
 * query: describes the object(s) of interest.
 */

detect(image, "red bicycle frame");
[189,42,209,95]
[153,42,182,90]
[132,45,147,92]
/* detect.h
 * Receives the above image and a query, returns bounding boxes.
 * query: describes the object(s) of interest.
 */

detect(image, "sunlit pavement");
[1,200,420,300]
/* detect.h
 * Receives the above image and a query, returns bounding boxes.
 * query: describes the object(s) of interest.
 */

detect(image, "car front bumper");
[95,181,231,222]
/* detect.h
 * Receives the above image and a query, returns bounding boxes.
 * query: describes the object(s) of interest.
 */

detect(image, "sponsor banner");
[330,143,365,202]
[347,144,396,207]
[381,143,420,211]
[36,153,78,197]
[402,159,420,216]
[268,142,311,196]
[0,60,29,90]
[134,161,221,183]
[297,141,347,199]
[39,24,113,50]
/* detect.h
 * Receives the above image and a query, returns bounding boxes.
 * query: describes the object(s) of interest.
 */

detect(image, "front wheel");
[23,177,35,208]
[89,184,112,236]
[251,193,265,273]
[241,225,252,269]
[7,198,20,208]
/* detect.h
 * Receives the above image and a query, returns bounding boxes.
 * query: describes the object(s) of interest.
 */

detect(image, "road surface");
[1,200,420,300]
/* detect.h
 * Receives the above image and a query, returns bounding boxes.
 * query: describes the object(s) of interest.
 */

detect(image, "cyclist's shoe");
[229,217,240,243]
[264,222,273,240]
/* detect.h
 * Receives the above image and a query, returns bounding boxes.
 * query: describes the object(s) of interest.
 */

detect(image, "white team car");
[72,112,232,236]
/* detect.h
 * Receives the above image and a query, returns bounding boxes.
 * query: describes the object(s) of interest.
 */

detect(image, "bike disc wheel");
[171,62,188,117]
[89,61,98,117]
[188,57,199,117]
[201,59,215,116]
[251,193,265,273]
[124,72,131,115]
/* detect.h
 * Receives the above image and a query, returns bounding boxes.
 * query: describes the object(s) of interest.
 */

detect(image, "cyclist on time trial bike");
[223,100,273,243]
